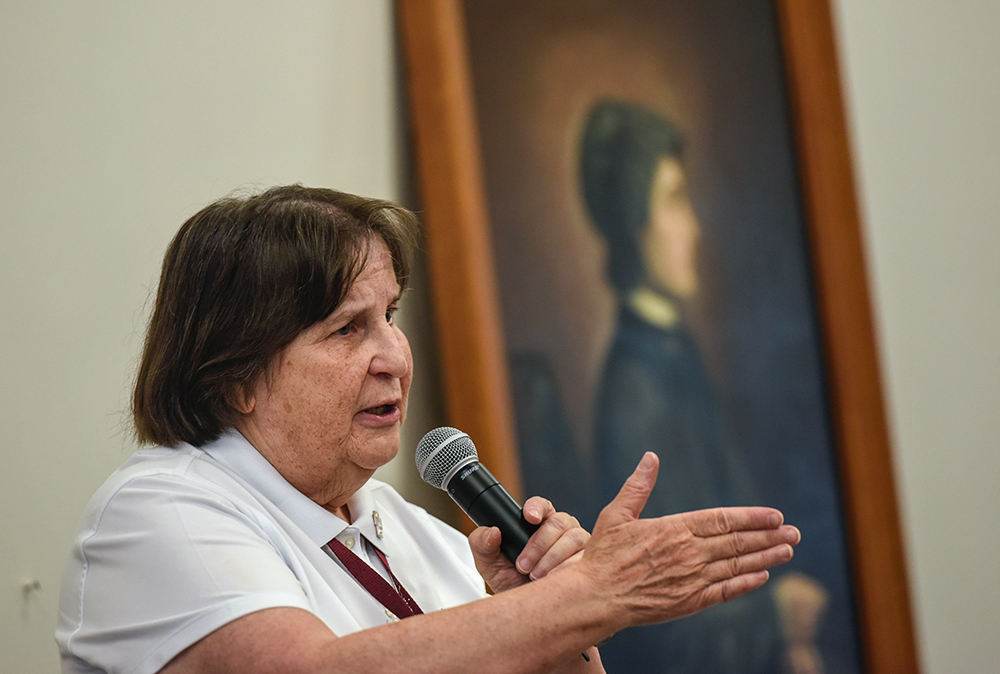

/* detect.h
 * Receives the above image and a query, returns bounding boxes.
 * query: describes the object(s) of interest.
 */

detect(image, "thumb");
[468,526,514,586]
[594,452,659,532]
[468,525,503,562]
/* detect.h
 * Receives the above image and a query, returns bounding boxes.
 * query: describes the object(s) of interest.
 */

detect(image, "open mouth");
[364,403,396,416]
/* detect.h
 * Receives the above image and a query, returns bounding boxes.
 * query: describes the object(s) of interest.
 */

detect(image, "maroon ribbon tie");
[327,537,423,620]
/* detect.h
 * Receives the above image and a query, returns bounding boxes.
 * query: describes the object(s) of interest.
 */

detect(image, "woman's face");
[237,238,413,513]
[641,157,701,299]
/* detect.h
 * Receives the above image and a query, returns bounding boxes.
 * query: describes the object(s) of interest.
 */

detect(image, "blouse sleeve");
[57,474,313,674]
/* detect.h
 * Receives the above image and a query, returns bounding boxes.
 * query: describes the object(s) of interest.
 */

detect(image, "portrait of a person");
[581,100,829,674]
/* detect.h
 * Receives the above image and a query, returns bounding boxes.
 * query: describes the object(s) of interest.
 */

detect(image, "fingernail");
[516,556,531,574]
[639,453,655,470]
[768,512,783,528]
[786,526,801,544]
[525,506,540,520]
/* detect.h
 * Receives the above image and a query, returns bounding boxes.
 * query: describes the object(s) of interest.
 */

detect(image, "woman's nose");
[370,324,410,378]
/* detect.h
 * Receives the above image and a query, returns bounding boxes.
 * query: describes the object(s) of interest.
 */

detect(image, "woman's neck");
[330,503,352,523]
[625,286,681,328]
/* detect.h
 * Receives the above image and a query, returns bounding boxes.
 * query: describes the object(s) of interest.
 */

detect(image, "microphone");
[415,426,539,564]
[416,427,596,662]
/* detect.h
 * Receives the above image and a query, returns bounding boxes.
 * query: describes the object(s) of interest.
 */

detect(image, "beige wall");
[0,2,446,671]
[834,2,1000,672]
[0,1,996,672]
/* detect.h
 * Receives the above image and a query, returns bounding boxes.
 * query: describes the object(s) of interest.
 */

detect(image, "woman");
[56,185,799,674]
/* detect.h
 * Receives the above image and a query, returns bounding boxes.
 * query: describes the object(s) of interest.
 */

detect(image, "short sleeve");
[57,475,313,674]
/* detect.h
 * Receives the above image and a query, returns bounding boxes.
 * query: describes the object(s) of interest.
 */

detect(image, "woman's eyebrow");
[321,288,402,327]
[319,301,359,328]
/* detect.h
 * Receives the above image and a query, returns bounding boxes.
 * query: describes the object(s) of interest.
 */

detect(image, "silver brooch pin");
[372,510,384,539]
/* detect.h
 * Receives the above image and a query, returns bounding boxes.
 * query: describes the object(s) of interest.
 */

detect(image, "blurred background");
[1,1,996,672]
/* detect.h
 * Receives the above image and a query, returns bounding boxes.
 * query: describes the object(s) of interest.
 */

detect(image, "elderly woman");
[56,186,799,674]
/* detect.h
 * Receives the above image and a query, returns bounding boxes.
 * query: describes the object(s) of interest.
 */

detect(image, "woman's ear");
[229,384,256,415]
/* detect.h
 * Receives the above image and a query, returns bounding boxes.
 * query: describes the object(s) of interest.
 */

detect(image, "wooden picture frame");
[396,1,919,672]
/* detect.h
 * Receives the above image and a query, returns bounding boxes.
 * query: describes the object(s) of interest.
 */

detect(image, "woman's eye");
[385,307,397,324]
[332,323,352,336]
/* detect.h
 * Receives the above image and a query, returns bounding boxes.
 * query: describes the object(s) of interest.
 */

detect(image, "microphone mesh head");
[415,426,479,489]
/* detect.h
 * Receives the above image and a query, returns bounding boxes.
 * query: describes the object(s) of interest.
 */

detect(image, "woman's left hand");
[468,497,590,593]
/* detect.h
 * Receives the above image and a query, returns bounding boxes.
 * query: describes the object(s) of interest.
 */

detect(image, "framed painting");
[396,1,919,672]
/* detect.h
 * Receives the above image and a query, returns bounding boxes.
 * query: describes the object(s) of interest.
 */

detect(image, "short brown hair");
[132,185,420,447]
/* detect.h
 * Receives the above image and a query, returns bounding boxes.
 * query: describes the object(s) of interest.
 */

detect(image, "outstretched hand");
[580,452,800,629]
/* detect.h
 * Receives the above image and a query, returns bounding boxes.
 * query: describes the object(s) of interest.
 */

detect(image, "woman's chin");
[353,433,402,471]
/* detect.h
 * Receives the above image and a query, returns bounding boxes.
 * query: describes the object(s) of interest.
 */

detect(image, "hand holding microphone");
[417,427,597,663]
[415,427,589,590]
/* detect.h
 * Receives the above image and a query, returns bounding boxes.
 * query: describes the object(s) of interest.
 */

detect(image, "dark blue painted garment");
[592,305,782,674]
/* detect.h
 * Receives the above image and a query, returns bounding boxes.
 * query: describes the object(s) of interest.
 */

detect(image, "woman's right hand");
[578,452,800,632]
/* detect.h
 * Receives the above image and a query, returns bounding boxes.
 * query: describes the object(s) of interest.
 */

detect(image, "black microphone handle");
[445,458,594,662]
[447,462,540,564]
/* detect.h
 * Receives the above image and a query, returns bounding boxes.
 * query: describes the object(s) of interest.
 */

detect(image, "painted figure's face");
[238,237,413,509]
[641,157,701,299]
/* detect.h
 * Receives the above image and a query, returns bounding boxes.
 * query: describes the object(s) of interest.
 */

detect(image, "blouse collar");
[199,429,386,550]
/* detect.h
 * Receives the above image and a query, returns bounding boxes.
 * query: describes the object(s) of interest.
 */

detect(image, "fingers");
[705,542,795,584]
[696,541,795,610]
[516,501,588,579]
[703,570,772,606]
[594,452,659,531]
[701,525,800,561]
[521,496,556,525]
[548,550,585,576]
[684,506,785,537]
[523,526,590,580]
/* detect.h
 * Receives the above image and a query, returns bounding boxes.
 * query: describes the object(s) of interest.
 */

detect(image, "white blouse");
[56,430,488,674]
